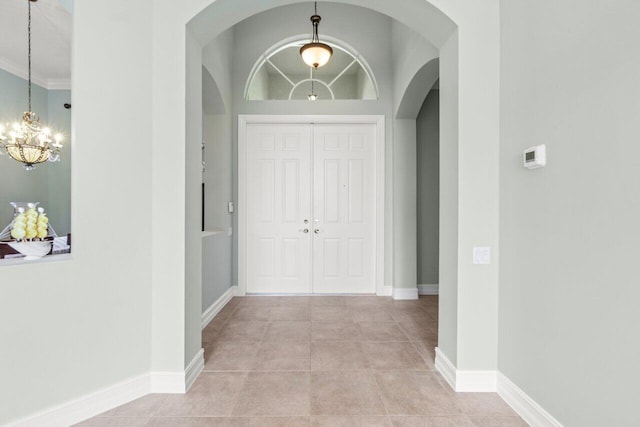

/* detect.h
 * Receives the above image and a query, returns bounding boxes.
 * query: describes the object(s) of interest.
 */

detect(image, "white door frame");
[238,114,386,296]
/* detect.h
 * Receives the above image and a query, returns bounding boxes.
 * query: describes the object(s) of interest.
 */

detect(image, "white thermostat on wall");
[523,144,546,169]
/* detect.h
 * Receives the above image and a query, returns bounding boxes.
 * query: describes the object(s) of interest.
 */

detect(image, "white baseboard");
[435,347,496,392]
[498,372,564,427]
[6,374,150,427]
[456,370,497,392]
[418,284,439,295]
[150,348,204,394]
[201,286,235,329]
[392,287,419,300]
[379,285,393,296]
[185,349,204,392]
[149,371,187,394]
[435,348,563,426]
[8,350,206,427]
[434,347,457,390]
[231,285,241,296]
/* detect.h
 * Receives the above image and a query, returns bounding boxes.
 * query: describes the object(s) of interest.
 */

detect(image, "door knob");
[314,229,320,234]
[303,219,309,224]
[299,229,309,233]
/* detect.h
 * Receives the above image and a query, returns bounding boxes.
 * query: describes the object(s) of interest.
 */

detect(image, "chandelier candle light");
[0,0,63,170]
[300,1,333,69]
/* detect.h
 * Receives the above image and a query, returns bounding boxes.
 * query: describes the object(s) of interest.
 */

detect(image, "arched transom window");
[245,38,378,101]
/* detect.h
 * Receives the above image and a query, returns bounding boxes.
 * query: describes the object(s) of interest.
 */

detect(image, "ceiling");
[0,0,72,89]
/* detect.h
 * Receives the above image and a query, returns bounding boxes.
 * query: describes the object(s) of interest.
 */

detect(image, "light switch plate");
[473,247,491,265]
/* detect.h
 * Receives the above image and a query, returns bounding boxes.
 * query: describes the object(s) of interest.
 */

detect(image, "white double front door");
[244,121,377,294]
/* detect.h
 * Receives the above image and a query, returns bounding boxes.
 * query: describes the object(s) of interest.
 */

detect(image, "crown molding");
[0,57,71,91]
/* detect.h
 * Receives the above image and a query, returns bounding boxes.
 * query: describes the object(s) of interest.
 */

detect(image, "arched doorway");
[150,0,500,393]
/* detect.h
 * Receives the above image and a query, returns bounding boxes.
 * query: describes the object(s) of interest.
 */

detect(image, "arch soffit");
[396,58,440,119]
[186,0,457,49]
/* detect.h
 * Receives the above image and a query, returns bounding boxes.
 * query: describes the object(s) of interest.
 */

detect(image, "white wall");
[499,1,640,425]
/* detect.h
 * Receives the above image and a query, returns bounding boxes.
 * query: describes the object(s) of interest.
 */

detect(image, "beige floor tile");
[396,321,438,341]
[389,415,475,426]
[218,321,268,342]
[235,296,280,306]
[351,307,395,322]
[344,296,393,308]
[147,417,310,427]
[263,321,311,341]
[271,306,311,321]
[204,341,261,371]
[358,322,409,341]
[362,342,429,370]
[271,296,312,307]
[311,321,363,341]
[154,372,248,417]
[232,372,311,416]
[97,394,170,417]
[453,394,518,417]
[81,296,525,427]
[246,417,311,426]
[146,418,246,427]
[390,311,433,324]
[375,371,461,416]
[311,341,370,370]
[253,341,311,371]
[311,371,386,416]
[310,296,348,306]
[411,340,437,368]
[230,306,272,321]
[74,418,150,427]
[311,305,355,322]
[467,417,529,427]
[311,415,392,426]
[202,322,226,346]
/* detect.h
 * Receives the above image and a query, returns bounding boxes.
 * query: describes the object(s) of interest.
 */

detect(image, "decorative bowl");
[8,241,52,260]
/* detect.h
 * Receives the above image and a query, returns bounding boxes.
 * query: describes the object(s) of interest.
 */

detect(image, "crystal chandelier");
[0,0,63,171]
[300,1,333,69]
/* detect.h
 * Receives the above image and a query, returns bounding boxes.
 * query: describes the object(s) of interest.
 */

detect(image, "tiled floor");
[78,296,527,426]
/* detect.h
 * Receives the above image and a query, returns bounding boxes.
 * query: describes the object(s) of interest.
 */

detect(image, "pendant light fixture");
[308,80,318,101]
[0,0,63,170]
[300,1,333,69]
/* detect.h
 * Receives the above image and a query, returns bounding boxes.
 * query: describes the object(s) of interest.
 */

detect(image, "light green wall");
[437,32,459,362]
[0,0,154,423]
[46,90,72,236]
[202,114,233,311]
[185,30,203,368]
[416,89,439,285]
[499,1,640,426]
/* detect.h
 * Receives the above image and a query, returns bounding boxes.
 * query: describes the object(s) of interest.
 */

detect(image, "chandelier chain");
[28,0,32,112]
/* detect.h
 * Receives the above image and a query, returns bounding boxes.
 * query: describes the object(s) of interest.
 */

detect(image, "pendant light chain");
[28,0,32,112]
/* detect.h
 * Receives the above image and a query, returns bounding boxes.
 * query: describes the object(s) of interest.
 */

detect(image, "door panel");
[312,124,376,294]
[246,124,312,293]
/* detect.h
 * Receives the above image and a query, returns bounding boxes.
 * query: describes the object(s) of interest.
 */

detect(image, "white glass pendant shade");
[300,42,333,68]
